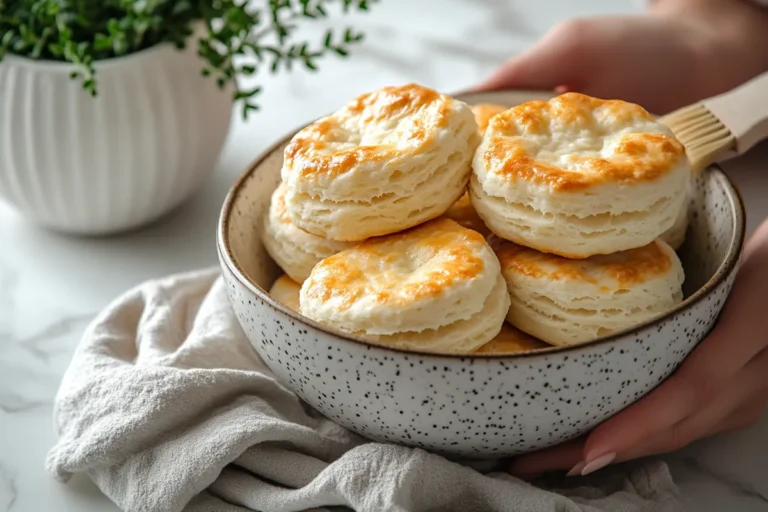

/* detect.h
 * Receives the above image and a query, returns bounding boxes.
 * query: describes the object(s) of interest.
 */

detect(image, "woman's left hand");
[508,218,768,478]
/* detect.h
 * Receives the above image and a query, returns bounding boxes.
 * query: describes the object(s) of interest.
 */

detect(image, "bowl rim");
[217,88,747,360]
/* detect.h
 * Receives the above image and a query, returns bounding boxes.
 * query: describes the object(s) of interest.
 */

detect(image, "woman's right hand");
[476,0,768,114]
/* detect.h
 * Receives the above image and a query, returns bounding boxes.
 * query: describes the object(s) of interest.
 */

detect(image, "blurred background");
[0,0,642,314]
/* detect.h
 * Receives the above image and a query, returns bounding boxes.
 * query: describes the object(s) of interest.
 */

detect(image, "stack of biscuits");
[263,84,690,354]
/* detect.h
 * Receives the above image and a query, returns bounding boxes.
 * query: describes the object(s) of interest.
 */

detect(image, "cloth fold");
[47,268,683,512]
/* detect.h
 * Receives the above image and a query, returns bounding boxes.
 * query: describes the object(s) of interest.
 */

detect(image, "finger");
[517,367,768,480]
[507,437,585,478]
[585,346,768,467]
[740,216,768,262]
[477,19,598,91]
[573,377,768,474]
[674,347,768,439]
[614,397,768,464]
[513,348,768,477]
[582,265,768,464]
[715,223,768,339]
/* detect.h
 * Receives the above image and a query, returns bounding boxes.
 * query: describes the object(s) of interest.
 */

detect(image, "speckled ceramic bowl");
[217,90,746,458]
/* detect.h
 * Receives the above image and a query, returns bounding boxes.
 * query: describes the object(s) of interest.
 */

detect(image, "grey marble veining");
[0,1,766,510]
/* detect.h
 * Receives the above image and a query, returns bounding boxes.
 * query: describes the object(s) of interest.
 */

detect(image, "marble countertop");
[1,1,767,510]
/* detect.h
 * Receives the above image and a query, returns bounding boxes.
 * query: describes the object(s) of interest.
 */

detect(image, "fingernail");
[566,460,586,477]
[581,452,616,476]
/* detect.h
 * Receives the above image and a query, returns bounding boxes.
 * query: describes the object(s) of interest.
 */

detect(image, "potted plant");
[0,0,373,235]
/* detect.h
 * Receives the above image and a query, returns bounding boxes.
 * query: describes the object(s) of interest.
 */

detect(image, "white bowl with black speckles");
[217,90,746,458]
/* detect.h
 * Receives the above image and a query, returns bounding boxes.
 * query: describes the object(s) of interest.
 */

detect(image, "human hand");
[477,1,768,114]
[508,218,768,478]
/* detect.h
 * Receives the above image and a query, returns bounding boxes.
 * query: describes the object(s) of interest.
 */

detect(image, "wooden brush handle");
[704,72,768,156]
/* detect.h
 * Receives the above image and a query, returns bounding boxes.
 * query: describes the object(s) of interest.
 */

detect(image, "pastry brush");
[661,71,768,173]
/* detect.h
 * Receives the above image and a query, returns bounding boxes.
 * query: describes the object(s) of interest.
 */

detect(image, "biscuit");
[474,323,548,354]
[434,103,506,237]
[300,219,509,354]
[471,103,508,135]
[282,84,480,242]
[471,93,690,258]
[262,183,353,282]
[491,236,685,346]
[660,198,688,251]
[269,275,302,312]
[440,193,491,237]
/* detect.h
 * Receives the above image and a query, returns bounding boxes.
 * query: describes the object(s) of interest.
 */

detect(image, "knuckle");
[549,18,594,47]
[668,423,694,452]
[676,364,719,412]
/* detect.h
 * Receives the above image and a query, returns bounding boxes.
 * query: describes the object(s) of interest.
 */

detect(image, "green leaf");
[241,102,260,120]
[234,85,261,99]
[1,31,14,47]
[107,18,120,35]
[94,34,111,51]
[172,1,191,16]
[112,36,127,55]
[31,40,45,58]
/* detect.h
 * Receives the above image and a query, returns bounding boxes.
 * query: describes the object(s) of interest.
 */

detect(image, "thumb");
[475,19,596,92]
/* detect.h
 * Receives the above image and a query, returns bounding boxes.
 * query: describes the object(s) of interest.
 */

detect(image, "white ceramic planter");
[0,43,233,235]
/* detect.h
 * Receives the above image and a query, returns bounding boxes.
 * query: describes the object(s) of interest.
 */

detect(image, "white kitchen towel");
[46,268,683,512]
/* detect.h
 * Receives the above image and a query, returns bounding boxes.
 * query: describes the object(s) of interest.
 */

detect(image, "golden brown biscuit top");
[480,93,686,192]
[491,236,673,289]
[474,323,548,354]
[471,103,508,135]
[283,83,453,178]
[440,193,490,237]
[302,219,488,311]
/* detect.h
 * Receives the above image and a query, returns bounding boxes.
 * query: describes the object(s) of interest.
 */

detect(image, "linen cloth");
[46,268,683,512]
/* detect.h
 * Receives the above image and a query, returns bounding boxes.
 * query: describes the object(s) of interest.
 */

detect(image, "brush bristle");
[660,104,735,173]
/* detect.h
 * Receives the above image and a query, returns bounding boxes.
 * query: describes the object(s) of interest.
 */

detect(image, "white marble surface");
[1,1,767,510]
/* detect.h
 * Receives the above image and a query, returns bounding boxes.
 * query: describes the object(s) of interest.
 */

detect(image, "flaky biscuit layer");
[262,183,353,282]
[491,236,685,346]
[440,192,491,237]
[660,189,689,251]
[282,83,480,241]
